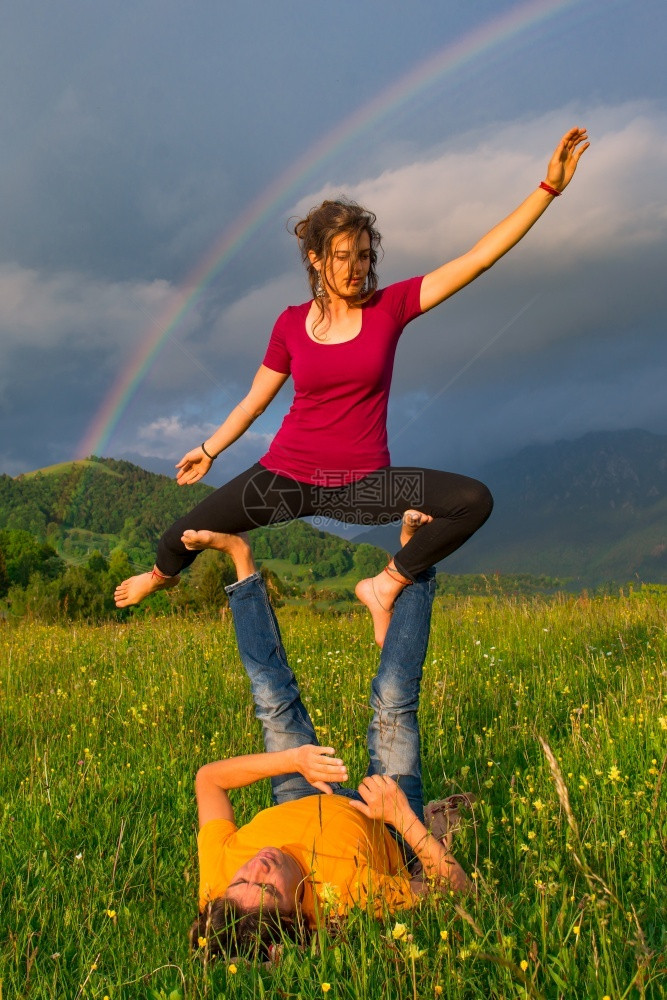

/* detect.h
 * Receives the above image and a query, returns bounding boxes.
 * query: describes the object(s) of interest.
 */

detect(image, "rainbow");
[76,0,582,460]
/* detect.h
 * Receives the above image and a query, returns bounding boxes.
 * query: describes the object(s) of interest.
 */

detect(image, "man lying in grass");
[190,527,469,960]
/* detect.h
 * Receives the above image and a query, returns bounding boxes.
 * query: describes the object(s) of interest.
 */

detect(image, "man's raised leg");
[224,565,323,805]
[366,560,436,824]
[183,528,323,804]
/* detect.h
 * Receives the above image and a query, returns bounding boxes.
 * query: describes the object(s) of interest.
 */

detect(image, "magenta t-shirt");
[259,276,424,486]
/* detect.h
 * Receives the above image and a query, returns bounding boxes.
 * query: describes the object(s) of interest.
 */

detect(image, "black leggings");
[156,463,493,580]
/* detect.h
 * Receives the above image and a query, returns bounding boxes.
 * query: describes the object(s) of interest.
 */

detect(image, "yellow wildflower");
[440,929,448,941]
[392,922,407,940]
[406,943,425,960]
[520,960,529,971]
[322,985,331,994]
[228,963,238,974]
[573,925,581,935]
[608,765,621,783]
[319,883,341,907]
[105,909,116,918]
[434,987,444,997]
[197,936,207,948]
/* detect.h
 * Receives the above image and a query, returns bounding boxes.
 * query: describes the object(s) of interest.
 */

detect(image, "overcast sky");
[1,0,665,487]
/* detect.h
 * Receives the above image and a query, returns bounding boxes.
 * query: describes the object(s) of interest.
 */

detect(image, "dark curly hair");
[292,198,383,338]
[190,898,305,962]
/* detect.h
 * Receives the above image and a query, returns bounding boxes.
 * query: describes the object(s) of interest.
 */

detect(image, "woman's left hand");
[292,745,348,794]
[175,447,213,485]
[545,126,590,193]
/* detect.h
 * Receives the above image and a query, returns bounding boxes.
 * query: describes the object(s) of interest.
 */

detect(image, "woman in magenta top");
[115,127,589,645]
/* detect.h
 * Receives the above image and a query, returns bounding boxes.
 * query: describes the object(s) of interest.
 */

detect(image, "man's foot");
[181,529,255,581]
[114,570,180,608]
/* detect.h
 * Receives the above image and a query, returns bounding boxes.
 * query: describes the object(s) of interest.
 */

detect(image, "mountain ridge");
[355,429,667,585]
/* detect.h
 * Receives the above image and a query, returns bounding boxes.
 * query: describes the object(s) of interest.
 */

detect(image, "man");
[189,527,469,959]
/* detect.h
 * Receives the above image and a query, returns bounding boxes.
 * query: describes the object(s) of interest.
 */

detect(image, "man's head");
[190,895,302,962]
[223,847,305,914]
[190,847,306,960]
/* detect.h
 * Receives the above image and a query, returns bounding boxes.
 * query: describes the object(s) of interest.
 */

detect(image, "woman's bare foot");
[181,529,256,581]
[114,570,180,608]
[355,511,433,647]
[355,575,397,648]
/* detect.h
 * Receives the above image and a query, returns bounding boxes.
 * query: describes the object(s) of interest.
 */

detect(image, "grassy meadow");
[1,591,666,999]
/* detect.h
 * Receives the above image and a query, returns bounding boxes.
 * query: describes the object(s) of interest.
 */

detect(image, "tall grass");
[1,592,666,998]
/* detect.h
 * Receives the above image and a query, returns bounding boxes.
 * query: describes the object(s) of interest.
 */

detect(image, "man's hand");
[292,745,348,795]
[349,774,413,831]
[196,745,347,826]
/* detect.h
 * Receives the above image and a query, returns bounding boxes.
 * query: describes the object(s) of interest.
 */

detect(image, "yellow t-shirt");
[198,794,416,925]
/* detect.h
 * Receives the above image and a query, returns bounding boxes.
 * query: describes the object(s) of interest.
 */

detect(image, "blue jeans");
[225,567,436,821]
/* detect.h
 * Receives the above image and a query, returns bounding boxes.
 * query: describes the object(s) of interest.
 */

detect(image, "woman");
[190,528,470,960]
[115,128,589,645]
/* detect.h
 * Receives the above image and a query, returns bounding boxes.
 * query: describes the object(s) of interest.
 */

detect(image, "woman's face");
[315,229,372,299]
[224,847,303,913]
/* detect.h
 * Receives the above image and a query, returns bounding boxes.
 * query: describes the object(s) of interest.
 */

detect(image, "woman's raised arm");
[175,364,289,485]
[419,127,589,313]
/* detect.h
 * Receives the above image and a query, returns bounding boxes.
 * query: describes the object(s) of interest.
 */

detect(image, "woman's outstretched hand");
[545,126,589,193]
[175,447,213,485]
[292,745,348,795]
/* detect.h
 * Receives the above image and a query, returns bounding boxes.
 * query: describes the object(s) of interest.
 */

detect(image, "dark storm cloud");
[1,2,665,475]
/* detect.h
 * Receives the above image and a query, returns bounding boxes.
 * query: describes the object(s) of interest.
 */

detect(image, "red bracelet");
[539,181,561,197]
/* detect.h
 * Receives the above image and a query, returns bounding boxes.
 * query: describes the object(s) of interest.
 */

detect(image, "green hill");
[3,456,212,543]
[19,459,123,480]
[0,456,575,621]
[0,456,388,581]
